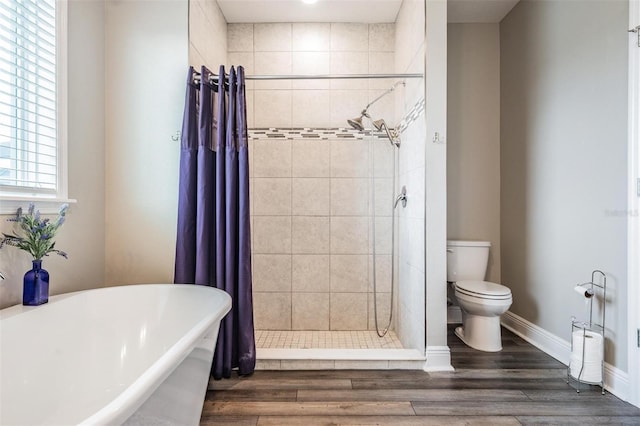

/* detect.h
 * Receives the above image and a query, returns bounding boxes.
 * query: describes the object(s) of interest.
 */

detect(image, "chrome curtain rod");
[194,72,423,82]
[244,73,423,80]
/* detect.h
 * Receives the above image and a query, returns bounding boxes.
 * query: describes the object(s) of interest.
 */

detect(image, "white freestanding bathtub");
[0,284,232,425]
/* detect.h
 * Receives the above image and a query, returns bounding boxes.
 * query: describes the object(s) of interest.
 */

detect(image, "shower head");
[372,119,386,132]
[347,115,365,131]
[372,118,401,148]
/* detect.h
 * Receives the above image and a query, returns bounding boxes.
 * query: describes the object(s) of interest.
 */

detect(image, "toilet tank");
[447,240,491,282]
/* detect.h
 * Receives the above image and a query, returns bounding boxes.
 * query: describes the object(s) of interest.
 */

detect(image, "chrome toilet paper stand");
[568,270,607,394]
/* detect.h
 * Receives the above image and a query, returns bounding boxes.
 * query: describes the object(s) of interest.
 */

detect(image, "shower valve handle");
[394,186,407,209]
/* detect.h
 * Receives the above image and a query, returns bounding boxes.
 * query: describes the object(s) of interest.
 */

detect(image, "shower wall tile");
[329,90,369,128]
[254,23,292,52]
[374,178,394,217]
[292,216,330,254]
[228,52,255,89]
[292,90,331,128]
[292,254,330,292]
[252,178,291,216]
[399,216,424,269]
[330,178,369,216]
[253,216,292,254]
[248,139,255,177]
[292,292,329,330]
[368,52,396,89]
[254,52,292,90]
[330,139,369,177]
[293,23,331,52]
[228,23,254,52]
[367,88,396,122]
[330,255,368,293]
[330,52,369,90]
[369,254,392,293]
[254,90,292,128]
[292,178,330,216]
[373,139,394,178]
[372,216,393,255]
[189,47,206,77]
[292,52,331,89]
[245,89,255,128]
[331,216,369,254]
[403,166,425,220]
[330,23,369,52]
[330,293,367,330]
[398,112,426,173]
[190,1,226,69]
[254,292,291,330]
[253,254,292,292]
[369,23,395,52]
[252,139,292,177]
[292,140,331,177]
[368,291,391,331]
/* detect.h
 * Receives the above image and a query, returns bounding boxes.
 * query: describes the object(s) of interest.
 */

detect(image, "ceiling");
[216,0,404,23]
[448,0,520,23]
[216,0,521,24]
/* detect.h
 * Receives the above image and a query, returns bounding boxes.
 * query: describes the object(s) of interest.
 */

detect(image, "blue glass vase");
[23,259,49,306]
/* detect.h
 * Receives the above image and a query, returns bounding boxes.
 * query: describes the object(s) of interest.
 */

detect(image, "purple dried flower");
[2,203,70,260]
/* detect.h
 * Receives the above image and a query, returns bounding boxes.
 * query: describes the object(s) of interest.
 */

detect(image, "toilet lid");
[455,280,512,299]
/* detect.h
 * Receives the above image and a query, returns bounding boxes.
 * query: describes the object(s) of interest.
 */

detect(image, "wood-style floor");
[201,325,640,425]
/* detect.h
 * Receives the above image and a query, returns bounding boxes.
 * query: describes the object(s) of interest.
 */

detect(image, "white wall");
[501,0,629,370]
[104,1,188,285]
[423,0,450,370]
[189,0,228,69]
[0,0,106,309]
[447,23,501,283]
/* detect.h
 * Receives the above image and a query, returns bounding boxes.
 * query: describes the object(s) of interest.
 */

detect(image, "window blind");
[0,0,57,193]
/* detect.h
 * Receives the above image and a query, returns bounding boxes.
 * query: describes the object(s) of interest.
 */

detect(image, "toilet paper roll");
[570,360,602,383]
[572,330,604,361]
[573,285,594,298]
[570,330,603,383]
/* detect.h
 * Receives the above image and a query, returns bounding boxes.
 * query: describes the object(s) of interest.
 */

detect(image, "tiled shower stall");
[217,0,427,355]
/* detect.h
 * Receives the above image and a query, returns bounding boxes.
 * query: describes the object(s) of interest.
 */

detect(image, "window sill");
[0,196,77,215]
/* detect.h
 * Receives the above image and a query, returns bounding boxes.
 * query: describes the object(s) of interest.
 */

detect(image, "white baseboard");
[423,345,454,372]
[501,311,629,402]
[501,311,571,365]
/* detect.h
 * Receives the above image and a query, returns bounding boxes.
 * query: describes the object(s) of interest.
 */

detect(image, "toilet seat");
[454,280,512,300]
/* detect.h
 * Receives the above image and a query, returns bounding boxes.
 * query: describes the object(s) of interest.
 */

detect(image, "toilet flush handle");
[446,249,453,253]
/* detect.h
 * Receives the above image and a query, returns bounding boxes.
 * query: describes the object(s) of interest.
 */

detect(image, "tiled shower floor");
[256,330,404,350]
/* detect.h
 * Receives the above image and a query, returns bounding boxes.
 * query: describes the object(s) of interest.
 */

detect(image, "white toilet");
[447,240,512,352]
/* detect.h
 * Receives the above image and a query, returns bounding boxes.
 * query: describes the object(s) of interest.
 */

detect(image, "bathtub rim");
[0,283,232,425]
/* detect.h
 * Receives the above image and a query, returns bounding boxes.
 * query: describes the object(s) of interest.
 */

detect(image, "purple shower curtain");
[175,65,255,379]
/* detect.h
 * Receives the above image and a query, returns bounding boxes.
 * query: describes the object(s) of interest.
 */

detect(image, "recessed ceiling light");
[302,0,318,4]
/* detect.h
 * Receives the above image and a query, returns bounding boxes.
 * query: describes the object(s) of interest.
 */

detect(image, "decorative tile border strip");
[248,97,426,140]
[248,127,385,140]
[397,97,426,134]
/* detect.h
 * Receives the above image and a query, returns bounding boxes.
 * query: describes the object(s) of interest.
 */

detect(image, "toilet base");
[454,314,503,352]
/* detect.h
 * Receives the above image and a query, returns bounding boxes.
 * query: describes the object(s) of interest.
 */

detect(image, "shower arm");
[361,81,405,117]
